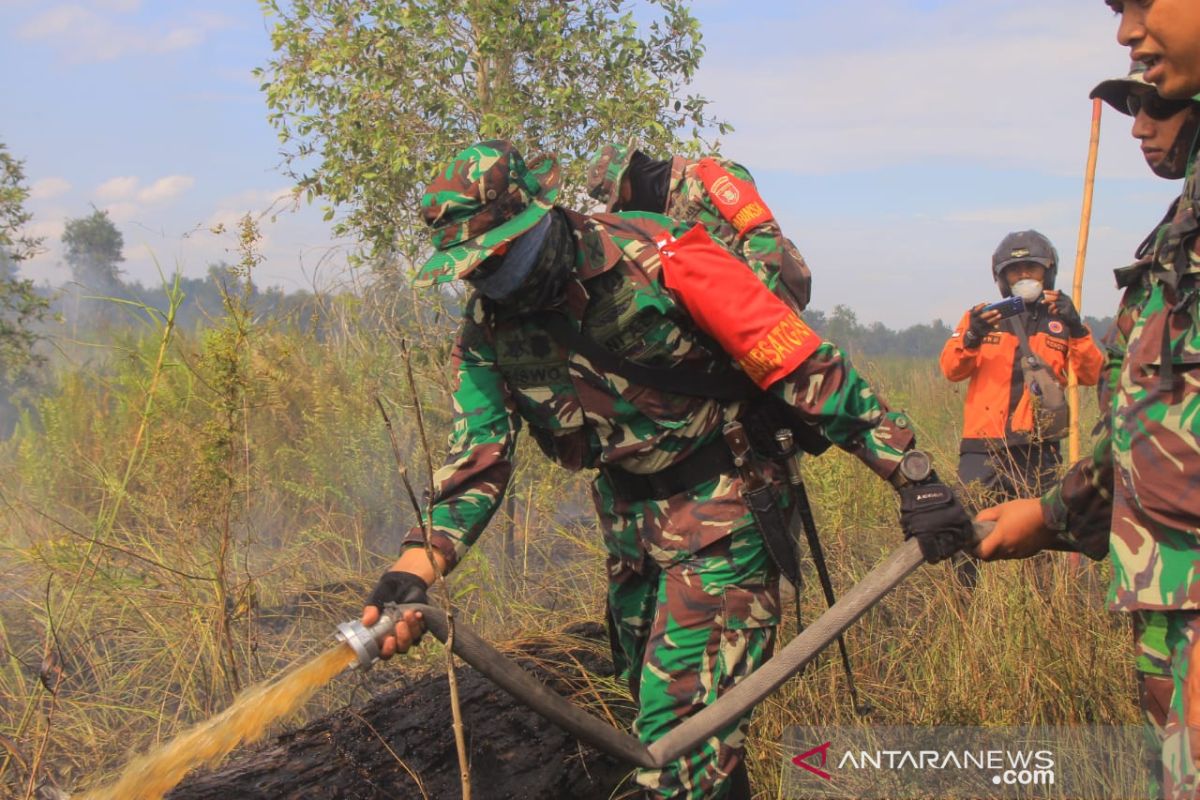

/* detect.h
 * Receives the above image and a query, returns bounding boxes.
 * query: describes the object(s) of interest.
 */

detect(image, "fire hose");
[337,522,999,769]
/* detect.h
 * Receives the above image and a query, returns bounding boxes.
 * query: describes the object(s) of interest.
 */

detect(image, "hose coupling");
[334,602,402,670]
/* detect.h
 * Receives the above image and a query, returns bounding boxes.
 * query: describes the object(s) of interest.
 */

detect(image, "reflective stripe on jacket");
[939,306,1103,442]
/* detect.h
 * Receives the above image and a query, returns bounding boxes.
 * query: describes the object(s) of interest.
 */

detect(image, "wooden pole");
[1068,98,1103,463]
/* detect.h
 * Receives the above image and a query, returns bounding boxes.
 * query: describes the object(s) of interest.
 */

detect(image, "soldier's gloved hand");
[1045,291,1087,337]
[963,304,996,350]
[899,482,974,564]
[362,571,429,656]
[365,570,429,611]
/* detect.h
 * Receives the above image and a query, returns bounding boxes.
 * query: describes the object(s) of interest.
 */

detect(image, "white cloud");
[95,175,139,201]
[16,3,232,63]
[943,200,1078,227]
[26,218,65,242]
[30,177,71,200]
[92,173,193,210]
[158,26,205,53]
[18,4,90,37]
[93,0,141,11]
[101,201,139,223]
[137,174,194,204]
[205,186,300,230]
[694,0,1130,176]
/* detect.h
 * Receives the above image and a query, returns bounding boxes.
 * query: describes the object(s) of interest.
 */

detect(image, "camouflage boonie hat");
[417,139,561,287]
[1090,61,1152,115]
[585,141,634,212]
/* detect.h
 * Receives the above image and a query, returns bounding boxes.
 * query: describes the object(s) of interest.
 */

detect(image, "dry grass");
[0,301,1133,799]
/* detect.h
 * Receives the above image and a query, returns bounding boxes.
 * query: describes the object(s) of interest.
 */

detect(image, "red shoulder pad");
[656,224,821,389]
[695,157,774,235]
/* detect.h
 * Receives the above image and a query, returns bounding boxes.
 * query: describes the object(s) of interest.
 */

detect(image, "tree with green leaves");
[0,142,51,386]
[256,0,723,274]
[0,143,42,267]
[62,208,125,292]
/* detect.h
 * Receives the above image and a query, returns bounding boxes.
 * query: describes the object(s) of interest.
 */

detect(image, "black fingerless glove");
[899,482,973,564]
[1053,293,1087,337]
[963,307,992,350]
[365,571,429,612]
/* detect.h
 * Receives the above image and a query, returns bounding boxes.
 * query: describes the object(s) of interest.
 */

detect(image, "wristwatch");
[891,449,934,488]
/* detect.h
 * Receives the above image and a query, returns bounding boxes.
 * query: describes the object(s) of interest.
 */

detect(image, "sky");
[0,0,1175,328]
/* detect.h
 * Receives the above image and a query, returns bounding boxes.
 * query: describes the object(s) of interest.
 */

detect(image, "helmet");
[991,230,1057,297]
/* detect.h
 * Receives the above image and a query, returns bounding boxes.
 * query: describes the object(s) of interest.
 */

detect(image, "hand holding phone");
[982,296,1026,319]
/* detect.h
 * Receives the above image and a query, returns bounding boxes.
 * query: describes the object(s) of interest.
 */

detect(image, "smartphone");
[982,296,1025,319]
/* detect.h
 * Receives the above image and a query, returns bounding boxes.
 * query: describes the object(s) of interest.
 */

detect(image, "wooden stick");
[1068,98,1103,464]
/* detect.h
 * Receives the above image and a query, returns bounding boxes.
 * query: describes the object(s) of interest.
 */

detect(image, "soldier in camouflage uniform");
[978,5,1200,796]
[586,142,813,311]
[1087,59,1200,798]
[361,140,973,799]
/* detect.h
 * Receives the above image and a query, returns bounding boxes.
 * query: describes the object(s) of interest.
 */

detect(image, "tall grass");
[0,298,1131,798]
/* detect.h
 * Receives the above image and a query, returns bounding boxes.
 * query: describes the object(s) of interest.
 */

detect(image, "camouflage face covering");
[469,213,553,301]
[417,139,561,287]
[482,209,576,314]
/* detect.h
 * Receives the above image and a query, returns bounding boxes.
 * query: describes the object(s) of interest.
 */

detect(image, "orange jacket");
[940,308,1103,443]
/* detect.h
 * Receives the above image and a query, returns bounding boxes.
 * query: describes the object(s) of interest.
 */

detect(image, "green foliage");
[0,272,51,386]
[256,0,722,271]
[62,208,124,291]
[806,305,1116,359]
[0,142,42,266]
[0,141,53,436]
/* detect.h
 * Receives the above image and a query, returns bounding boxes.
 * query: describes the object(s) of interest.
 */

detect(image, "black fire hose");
[356,522,1002,769]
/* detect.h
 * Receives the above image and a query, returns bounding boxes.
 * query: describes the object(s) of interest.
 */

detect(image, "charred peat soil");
[166,622,635,800]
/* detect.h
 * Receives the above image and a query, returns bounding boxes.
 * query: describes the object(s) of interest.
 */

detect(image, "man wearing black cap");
[1093,61,1200,184]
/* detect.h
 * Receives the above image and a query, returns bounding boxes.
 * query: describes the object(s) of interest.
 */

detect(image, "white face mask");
[1011,279,1043,303]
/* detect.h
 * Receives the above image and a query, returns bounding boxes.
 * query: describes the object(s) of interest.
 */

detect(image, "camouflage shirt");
[1043,153,1200,611]
[403,210,913,571]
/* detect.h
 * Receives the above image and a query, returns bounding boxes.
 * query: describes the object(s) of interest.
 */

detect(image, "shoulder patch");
[695,158,774,235]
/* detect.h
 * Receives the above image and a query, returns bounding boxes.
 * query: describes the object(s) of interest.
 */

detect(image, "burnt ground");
[166,622,639,800]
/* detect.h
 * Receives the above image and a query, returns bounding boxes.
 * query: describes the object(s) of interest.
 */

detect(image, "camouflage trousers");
[606,526,780,799]
[1132,610,1200,799]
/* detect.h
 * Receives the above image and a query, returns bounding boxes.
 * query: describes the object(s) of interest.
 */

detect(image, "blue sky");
[0,0,1174,327]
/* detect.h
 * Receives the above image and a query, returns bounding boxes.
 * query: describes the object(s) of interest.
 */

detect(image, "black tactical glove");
[1051,293,1087,337]
[899,482,974,564]
[962,306,994,350]
[365,571,429,613]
